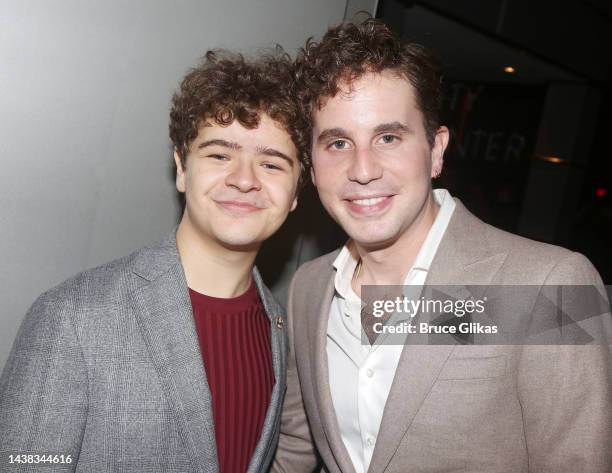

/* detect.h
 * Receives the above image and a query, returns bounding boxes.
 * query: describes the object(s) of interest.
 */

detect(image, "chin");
[353,236,400,252]
[347,228,402,251]
[217,237,262,252]
[213,228,263,249]
[339,217,396,244]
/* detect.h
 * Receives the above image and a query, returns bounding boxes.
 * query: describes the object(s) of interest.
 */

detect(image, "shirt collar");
[412,188,455,271]
[332,242,360,302]
[332,188,456,297]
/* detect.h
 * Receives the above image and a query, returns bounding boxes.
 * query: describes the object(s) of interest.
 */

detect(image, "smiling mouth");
[215,200,262,213]
[345,195,394,215]
[350,196,388,206]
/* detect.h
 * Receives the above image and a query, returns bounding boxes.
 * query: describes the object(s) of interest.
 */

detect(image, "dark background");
[380,0,612,282]
[260,0,612,286]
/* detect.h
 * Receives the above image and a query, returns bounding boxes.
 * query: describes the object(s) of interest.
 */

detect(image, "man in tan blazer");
[272,19,611,473]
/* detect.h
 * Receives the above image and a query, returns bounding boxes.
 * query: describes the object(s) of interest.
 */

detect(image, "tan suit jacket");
[273,200,611,473]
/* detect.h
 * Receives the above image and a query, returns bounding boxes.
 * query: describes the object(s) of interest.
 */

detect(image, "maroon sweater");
[189,280,274,473]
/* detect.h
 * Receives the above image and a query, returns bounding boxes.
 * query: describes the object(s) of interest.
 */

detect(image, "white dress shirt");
[327,189,456,473]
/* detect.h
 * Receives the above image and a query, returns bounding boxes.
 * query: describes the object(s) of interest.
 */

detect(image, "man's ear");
[174,150,186,193]
[430,126,449,178]
[290,195,298,212]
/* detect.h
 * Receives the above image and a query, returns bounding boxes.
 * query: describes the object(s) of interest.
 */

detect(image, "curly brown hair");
[295,19,445,161]
[169,49,308,184]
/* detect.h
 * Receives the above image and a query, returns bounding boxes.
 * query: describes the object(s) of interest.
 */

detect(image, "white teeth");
[352,197,386,206]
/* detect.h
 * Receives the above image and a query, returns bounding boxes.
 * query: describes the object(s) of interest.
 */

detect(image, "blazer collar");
[129,230,284,473]
[247,267,286,473]
[130,230,180,282]
[426,199,508,286]
[368,199,508,473]
[130,230,283,320]
[129,234,217,473]
[311,262,359,473]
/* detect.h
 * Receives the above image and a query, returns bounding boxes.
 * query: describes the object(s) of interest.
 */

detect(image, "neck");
[352,191,439,294]
[176,216,257,298]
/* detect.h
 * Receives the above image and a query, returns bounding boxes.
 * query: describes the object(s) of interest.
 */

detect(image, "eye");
[328,139,350,150]
[262,162,283,171]
[208,154,229,161]
[378,134,398,145]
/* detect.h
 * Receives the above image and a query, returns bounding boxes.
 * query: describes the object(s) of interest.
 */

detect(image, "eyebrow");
[197,139,242,150]
[317,127,349,144]
[316,122,412,144]
[256,146,294,167]
[373,121,412,134]
[197,139,293,166]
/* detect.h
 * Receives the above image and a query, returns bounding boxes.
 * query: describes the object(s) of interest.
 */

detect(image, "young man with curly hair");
[273,19,611,473]
[0,50,306,472]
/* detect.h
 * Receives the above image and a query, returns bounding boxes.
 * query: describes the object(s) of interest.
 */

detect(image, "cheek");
[185,167,218,193]
[388,145,432,179]
[393,162,429,181]
[311,158,339,192]
[265,178,298,210]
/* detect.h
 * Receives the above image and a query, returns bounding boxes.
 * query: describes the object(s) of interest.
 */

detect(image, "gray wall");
[0,0,346,370]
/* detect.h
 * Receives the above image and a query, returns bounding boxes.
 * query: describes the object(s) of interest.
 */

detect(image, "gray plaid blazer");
[0,231,287,472]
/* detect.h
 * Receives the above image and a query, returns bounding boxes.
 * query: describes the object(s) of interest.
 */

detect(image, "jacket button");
[276,316,284,329]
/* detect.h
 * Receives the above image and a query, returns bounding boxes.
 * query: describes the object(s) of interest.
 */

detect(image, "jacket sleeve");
[0,290,88,472]
[517,252,611,473]
[271,269,320,473]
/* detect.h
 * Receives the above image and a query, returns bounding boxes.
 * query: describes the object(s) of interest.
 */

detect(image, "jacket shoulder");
[31,249,142,319]
[286,249,339,314]
[478,217,600,284]
[293,249,340,284]
[485,223,568,259]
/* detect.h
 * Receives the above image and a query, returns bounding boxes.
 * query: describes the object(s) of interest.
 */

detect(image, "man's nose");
[347,147,383,184]
[225,159,262,192]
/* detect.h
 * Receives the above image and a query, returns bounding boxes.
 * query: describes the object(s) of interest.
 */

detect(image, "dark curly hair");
[295,19,445,162]
[169,49,308,185]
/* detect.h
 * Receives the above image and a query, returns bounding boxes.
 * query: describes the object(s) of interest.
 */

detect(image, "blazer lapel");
[368,200,508,473]
[247,268,285,473]
[311,269,358,473]
[129,234,217,473]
